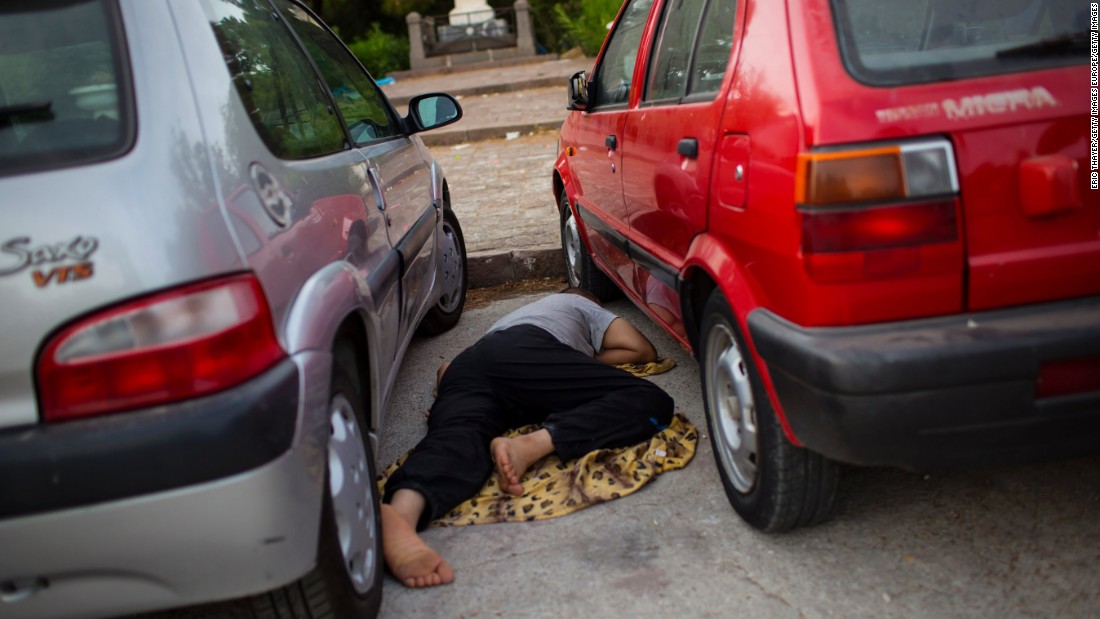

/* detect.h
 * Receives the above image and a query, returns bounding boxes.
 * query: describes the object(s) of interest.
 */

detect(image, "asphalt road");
[378,287,1100,619]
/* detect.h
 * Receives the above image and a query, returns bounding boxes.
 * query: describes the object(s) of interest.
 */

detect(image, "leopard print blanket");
[378,412,697,527]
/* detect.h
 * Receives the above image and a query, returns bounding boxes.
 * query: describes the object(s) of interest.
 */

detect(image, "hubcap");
[436,218,464,313]
[563,210,582,288]
[705,321,758,493]
[328,393,377,594]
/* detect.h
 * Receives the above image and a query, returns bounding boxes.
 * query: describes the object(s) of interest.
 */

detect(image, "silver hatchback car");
[0,1,467,617]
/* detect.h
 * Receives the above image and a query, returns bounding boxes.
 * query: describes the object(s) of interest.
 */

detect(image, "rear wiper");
[0,101,53,121]
[996,31,1088,58]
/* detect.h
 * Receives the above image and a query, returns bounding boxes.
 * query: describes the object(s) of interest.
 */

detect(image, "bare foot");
[490,429,554,496]
[380,504,454,588]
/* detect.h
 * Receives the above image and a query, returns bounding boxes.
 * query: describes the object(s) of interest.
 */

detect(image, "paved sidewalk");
[423,87,568,146]
[385,57,591,287]
[381,57,591,104]
[429,131,563,287]
[383,57,589,146]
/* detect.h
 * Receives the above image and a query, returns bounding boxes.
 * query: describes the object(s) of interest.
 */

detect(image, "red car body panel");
[555,0,1100,468]
[789,4,1098,314]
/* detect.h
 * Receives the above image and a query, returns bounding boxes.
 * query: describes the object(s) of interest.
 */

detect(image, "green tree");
[554,0,620,55]
[381,0,447,17]
[347,23,411,76]
[304,0,405,42]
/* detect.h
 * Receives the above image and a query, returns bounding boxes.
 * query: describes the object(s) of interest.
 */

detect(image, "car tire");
[418,207,467,336]
[250,343,382,618]
[698,289,838,532]
[559,190,617,301]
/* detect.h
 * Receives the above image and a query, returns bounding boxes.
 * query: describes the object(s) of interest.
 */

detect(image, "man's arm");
[595,317,658,365]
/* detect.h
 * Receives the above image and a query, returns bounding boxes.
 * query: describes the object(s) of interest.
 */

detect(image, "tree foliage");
[313,0,623,63]
[306,0,406,41]
[552,0,621,55]
[347,23,411,76]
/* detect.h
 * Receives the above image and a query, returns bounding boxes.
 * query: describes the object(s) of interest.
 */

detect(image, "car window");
[593,0,655,107]
[645,0,708,102]
[0,0,132,177]
[202,0,346,159]
[687,0,736,97]
[832,0,1087,86]
[275,0,400,145]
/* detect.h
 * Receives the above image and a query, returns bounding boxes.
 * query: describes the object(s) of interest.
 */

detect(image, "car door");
[619,0,738,338]
[569,0,656,286]
[196,0,402,374]
[279,2,438,352]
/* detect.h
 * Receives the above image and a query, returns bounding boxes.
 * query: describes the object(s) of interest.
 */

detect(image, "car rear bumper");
[748,296,1100,471]
[0,354,332,619]
[0,359,301,520]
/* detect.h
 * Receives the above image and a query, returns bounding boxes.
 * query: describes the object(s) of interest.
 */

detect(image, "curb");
[386,55,561,81]
[420,121,563,146]
[387,76,567,106]
[467,248,562,289]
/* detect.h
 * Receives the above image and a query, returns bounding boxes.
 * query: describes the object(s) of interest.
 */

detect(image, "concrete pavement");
[381,56,590,287]
[429,132,563,287]
[382,57,590,145]
[379,291,1100,619]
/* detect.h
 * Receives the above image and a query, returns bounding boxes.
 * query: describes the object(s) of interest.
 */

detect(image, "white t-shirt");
[487,293,617,357]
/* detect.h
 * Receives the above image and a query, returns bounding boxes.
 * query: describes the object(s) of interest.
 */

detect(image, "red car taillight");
[796,139,962,280]
[801,200,958,253]
[37,274,286,422]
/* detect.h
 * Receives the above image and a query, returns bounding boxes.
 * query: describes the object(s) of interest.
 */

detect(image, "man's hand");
[595,318,658,365]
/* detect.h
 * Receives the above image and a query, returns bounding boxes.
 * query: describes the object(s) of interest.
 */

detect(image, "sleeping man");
[381,287,675,587]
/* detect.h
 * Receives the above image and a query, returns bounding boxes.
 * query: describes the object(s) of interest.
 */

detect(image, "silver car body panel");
[0,431,320,619]
[0,0,455,616]
[0,346,331,619]
[0,1,230,429]
[170,0,444,432]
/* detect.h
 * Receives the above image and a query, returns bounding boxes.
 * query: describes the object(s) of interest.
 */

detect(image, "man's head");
[559,287,602,306]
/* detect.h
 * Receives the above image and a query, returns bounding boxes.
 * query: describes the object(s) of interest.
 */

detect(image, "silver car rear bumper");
[0,355,331,619]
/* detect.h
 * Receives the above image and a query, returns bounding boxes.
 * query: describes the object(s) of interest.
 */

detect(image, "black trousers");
[383,324,675,529]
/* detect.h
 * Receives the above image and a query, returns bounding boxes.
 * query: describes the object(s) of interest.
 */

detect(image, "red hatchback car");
[553,0,1099,531]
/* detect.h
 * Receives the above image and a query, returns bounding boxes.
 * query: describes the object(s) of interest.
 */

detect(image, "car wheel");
[418,207,467,335]
[699,289,838,532]
[250,343,382,618]
[559,190,617,301]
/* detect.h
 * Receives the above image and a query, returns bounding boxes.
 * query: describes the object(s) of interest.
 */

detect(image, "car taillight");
[801,200,957,253]
[796,139,961,280]
[37,274,286,422]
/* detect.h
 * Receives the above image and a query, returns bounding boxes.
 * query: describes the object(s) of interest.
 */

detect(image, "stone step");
[382,57,586,146]
[403,85,569,146]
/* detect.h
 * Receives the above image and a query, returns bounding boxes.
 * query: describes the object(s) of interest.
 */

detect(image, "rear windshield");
[0,1,132,176]
[831,0,1088,86]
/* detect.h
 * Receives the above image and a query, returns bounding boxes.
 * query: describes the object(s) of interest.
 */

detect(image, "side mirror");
[567,70,589,111]
[406,93,463,133]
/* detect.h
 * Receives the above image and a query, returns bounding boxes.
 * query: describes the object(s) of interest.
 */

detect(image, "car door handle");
[678,138,699,158]
[366,167,385,212]
[605,135,618,150]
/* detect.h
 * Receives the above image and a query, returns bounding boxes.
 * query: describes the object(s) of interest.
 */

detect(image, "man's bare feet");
[380,504,454,588]
[490,429,554,496]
